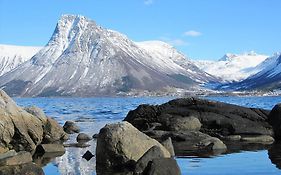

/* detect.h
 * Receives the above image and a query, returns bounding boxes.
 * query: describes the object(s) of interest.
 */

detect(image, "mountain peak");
[218,53,237,61]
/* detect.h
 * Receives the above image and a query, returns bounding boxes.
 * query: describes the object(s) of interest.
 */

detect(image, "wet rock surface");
[63,121,80,134]
[124,97,279,156]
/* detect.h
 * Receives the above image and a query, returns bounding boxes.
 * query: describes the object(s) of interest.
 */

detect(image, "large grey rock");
[24,106,47,124]
[43,117,68,143]
[144,158,181,175]
[0,150,17,160]
[0,162,44,175]
[0,90,43,152]
[0,151,32,166]
[135,146,166,173]
[0,90,67,152]
[63,121,80,134]
[96,122,170,170]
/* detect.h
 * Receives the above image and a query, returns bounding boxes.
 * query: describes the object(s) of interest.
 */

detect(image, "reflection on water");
[14,96,281,175]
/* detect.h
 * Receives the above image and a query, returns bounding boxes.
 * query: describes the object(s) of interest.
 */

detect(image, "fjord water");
[15,96,281,175]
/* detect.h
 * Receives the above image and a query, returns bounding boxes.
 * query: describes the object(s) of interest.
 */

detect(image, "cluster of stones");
[95,97,281,174]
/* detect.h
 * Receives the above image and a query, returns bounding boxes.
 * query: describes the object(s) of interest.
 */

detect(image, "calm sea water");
[14,96,281,175]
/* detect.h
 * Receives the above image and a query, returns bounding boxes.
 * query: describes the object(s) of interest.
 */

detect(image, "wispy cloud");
[144,0,154,5]
[184,30,202,37]
[160,37,189,46]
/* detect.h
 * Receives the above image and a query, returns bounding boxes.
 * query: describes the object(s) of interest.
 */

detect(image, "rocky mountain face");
[194,52,268,82]
[0,15,216,97]
[0,44,41,76]
[231,53,281,90]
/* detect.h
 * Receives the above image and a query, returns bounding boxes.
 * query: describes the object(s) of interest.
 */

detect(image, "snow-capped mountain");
[0,15,216,97]
[0,44,41,76]
[233,52,281,90]
[194,52,268,82]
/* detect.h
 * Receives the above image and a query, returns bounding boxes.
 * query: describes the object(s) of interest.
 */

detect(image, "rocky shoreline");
[94,97,281,174]
[1,90,281,175]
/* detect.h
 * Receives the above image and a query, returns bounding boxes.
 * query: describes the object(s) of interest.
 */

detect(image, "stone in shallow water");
[92,133,99,139]
[241,135,274,143]
[96,121,170,170]
[222,135,241,141]
[0,151,32,166]
[76,133,92,142]
[35,144,65,154]
[82,150,94,161]
[63,121,80,134]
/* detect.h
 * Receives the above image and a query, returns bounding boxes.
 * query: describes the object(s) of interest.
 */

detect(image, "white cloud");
[184,30,202,37]
[144,0,154,5]
[160,37,189,46]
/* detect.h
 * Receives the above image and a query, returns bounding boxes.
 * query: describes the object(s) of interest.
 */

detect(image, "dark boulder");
[63,121,80,134]
[125,97,273,137]
[134,146,166,173]
[143,158,181,175]
[268,104,281,139]
[82,150,94,161]
[76,133,91,142]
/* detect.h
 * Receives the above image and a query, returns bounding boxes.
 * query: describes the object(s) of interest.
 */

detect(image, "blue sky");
[0,0,280,60]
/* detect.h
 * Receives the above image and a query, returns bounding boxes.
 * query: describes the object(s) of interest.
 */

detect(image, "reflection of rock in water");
[268,143,281,169]
[54,140,96,175]
[52,120,112,175]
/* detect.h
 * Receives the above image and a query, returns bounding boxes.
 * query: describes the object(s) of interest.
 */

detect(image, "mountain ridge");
[0,14,216,97]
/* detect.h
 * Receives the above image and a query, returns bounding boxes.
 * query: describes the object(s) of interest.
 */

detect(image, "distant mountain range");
[0,14,279,96]
[0,15,216,97]
[194,52,268,82]
[225,53,281,91]
[0,45,41,76]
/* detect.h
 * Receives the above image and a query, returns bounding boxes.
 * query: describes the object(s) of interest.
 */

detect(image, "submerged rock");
[241,135,274,143]
[96,121,170,171]
[63,121,80,134]
[82,150,94,161]
[76,133,91,142]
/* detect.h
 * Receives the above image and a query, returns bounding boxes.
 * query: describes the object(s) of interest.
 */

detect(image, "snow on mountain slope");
[0,44,41,75]
[136,41,215,83]
[233,52,281,90]
[0,15,216,97]
[194,52,268,82]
